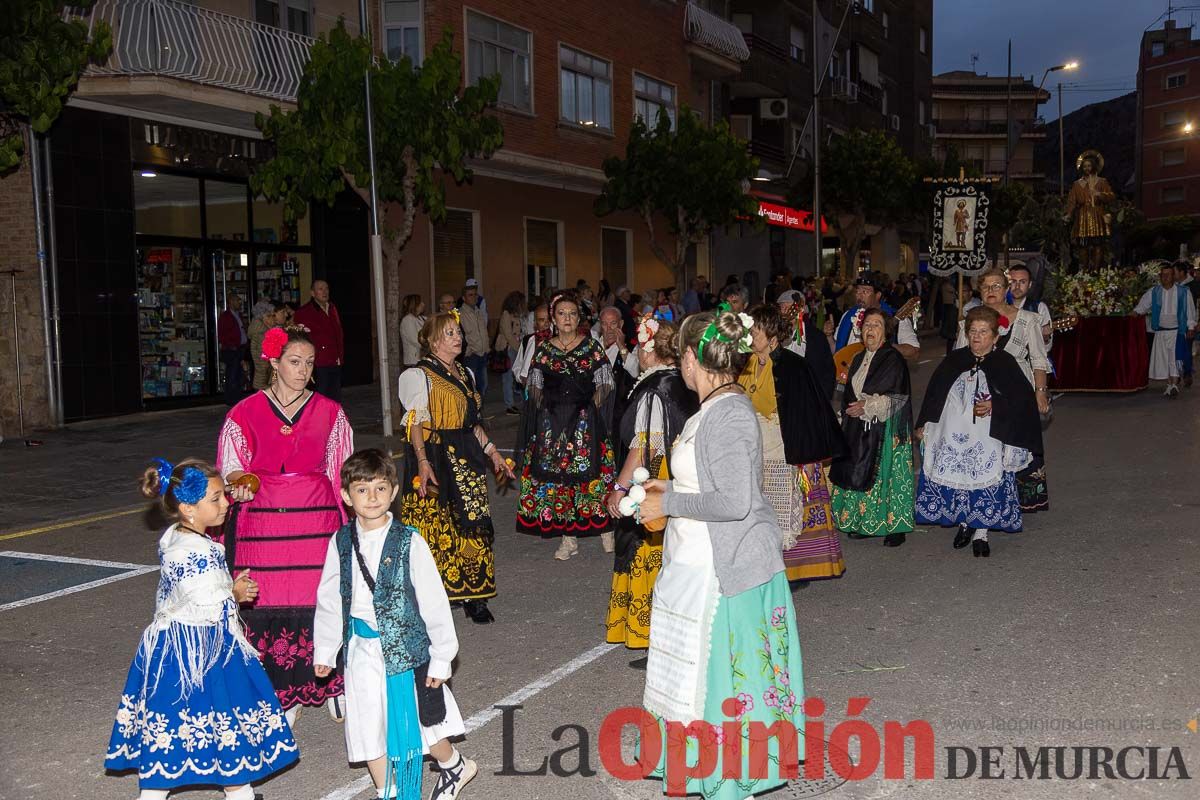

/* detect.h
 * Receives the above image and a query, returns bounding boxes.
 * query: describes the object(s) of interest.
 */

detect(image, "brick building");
[0,0,749,427]
[932,70,1050,188]
[1136,19,1200,221]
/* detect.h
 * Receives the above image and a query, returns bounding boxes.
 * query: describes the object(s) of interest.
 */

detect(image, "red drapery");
[1051,315,1149,393]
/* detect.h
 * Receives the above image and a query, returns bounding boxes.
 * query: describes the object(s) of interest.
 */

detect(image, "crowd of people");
[109,263,1070,800]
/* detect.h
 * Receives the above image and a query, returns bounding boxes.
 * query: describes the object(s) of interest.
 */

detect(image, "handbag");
[488,348,512,373]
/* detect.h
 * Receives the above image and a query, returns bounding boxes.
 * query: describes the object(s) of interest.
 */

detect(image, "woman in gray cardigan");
[636,310,806,800]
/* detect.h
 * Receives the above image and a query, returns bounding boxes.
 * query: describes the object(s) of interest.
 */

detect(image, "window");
[433,209,477,298]
[882,10,889,38]
[1152,41,1166,57]
[919,100,926,125]
[526,219,559,297]
[560,45,612,130]
[919,27,928,55]
[1162,185,1186,204]
[383,0,421,63]
[1167,72,1187,90]
[1164,109,1187,128]
[882,88,889,116]
[789,25,805,62]
[729,114,752,142]
[858,45,879,87]
[830,51,841,80]
[1163,148,1187,166]
[862,0,874,12]
[467,11,532,111]
[634,72,676,129]
[601,228,630,288]
[254,0,310,35]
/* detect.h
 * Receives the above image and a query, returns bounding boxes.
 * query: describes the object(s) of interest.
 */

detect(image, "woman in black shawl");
[914,306,1043,558]
[516,292,616,560]
[830,308,915,547]
[603,319,697,655]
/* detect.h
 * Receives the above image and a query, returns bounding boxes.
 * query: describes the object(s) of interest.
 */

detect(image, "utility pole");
[1003,39,1012,270]
[1058,81,1065,197]
[812,0,822,277]
[358,0,393,437]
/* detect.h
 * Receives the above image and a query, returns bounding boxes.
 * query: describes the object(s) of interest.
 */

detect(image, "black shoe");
[883,532,906,547]
[506,406,520,415]
[972,539,990,558]
[789,579,810,591]
[463,599,495,624]
[846,532,868,540]
[629,656,648,670]
[953,525,972,549]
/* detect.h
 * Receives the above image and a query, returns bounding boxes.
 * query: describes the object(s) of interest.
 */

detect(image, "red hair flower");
[261,327,289,360]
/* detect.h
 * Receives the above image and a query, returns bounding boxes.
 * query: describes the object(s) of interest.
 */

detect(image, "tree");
[252,23,503,390]
[594,109,760,287]
[808,130,917,277]
[985,181,1031,257]
[0,0,111,172]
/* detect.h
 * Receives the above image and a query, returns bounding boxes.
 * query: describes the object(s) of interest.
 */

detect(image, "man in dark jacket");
[217,293,248,406]
[293,279,345,401]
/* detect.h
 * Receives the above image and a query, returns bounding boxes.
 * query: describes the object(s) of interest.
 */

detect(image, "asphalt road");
[1,354,1198,800]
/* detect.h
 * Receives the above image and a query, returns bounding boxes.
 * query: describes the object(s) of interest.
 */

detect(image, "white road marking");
[0,566,158,612]
[318,643,620,800]
[918,359,932,365]
[0,549,155,571]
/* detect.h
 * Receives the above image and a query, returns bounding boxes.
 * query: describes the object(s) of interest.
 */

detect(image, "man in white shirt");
[1008,264,1054,351]
[595,306,639,379]
[514,303,550,386]
[1134,263,1198,397]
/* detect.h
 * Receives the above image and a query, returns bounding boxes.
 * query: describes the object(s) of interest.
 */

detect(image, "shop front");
[711,191,833,299]
[49,107,368,421]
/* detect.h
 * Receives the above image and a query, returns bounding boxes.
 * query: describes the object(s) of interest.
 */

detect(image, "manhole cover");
[781,738,852,797]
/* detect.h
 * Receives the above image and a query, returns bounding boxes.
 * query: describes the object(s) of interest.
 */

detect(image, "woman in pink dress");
[217,326,354,723]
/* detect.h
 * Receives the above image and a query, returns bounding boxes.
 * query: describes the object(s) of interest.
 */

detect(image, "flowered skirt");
[605,532,663,649]
[831,419,916,536]
[241,607,343,709]
[782,463,845,581]
[106,628,299,789]
[401,492,496,601]
[646,573,805,800]
[915,471,1023,533]
[516,437,615,537]
[1017,457,1049,514]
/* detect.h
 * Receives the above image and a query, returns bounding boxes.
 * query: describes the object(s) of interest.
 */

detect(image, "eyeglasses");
[980,283,1006,292]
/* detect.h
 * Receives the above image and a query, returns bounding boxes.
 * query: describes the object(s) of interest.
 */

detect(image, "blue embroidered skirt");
[105,626,299,788]
[915,471,1023,532]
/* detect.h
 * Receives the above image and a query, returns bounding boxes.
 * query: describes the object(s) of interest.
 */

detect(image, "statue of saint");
[1063,149,1115,270]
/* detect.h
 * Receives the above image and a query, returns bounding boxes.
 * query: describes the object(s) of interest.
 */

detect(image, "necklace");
[701,380,739,404]
[556,333,581,351]
[269,387,306,435]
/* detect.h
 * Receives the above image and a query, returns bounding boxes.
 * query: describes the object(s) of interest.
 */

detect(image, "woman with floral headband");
[217,325,354,725]
[399,310,514,625]
[603,318,697,659]
[636,309,806,799]
[517,291,616,559]
[740,303,847,582]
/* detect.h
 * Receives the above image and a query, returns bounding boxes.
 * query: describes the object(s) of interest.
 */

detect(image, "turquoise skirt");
[648,572,805,799]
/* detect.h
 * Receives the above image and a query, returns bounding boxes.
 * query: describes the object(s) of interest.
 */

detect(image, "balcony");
[933,119,1047,138]
[67,0,314,103]
[684,2,750,75]
[748,138,787,165]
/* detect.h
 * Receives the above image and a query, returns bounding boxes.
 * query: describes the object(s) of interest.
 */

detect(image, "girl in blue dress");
[105,458,299,799]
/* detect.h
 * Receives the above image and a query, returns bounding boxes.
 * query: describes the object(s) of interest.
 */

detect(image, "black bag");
[489,348,512,373]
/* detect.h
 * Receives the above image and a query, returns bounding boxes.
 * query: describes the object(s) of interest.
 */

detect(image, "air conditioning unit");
[925,123,937,138]
[890,114,901,131]
[832,77,859,103]
[759,98,789,120]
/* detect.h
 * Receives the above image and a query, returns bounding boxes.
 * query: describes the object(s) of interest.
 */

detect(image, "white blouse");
[955,309,1050,386]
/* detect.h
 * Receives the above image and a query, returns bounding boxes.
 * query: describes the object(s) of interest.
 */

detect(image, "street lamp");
[1186,122,1195,134]
[1046,61,1081,197]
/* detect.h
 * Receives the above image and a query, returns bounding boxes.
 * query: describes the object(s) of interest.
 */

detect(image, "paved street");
[1,356,1198,800]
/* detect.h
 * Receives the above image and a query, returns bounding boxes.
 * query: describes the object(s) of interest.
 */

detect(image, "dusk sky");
[932,0,1182,118]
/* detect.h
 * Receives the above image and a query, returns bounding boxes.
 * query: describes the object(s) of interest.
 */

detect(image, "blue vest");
[334,518,432,676]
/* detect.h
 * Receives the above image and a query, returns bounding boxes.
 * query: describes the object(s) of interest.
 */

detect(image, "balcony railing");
[743,33,788,62]
[934,119,1044,136]
[67,0,314,102]
[684,2,750,64]
[748,138,786,163]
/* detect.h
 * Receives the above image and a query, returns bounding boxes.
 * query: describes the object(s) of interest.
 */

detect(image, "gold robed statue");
[1063,149,1115,271]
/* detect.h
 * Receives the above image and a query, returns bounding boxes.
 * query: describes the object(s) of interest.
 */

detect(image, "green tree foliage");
[595,109,760,286]
[0,0,111,172]
[812,130,916,276]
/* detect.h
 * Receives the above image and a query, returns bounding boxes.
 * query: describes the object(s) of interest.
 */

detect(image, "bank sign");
[756,200,829,234]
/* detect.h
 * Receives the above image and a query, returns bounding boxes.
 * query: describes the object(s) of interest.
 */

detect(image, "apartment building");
[0,0,749,426]
[1136,19,1200,221]
[932,70,1050,187]
[711,0,934,285]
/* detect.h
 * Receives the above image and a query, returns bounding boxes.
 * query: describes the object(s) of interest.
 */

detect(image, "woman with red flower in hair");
[516,291,616,560]
[217,325,354,726]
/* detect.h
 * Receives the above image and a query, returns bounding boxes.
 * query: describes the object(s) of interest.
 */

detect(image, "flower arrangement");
[1053,265,1156,318]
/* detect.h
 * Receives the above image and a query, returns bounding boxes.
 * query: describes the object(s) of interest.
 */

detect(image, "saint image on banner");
[942,196,976,252]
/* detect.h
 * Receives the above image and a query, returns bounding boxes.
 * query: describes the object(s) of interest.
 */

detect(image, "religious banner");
[928,182,991,277]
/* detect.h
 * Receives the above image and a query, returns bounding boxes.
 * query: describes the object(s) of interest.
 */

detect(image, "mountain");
[1034,91,1136,196]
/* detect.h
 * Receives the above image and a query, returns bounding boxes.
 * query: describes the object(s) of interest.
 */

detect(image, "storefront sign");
[755,200,828,234]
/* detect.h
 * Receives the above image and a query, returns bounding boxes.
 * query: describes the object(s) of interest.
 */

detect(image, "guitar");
[834,297,922,384]
[1051,315,1078,333]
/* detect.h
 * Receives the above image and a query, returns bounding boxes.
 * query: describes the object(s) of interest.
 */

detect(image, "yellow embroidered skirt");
[605,532,663,649]
[400,493,496,601]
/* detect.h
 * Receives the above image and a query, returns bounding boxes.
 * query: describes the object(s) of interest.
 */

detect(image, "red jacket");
[293,299,344,367]
[218,309,246,351]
